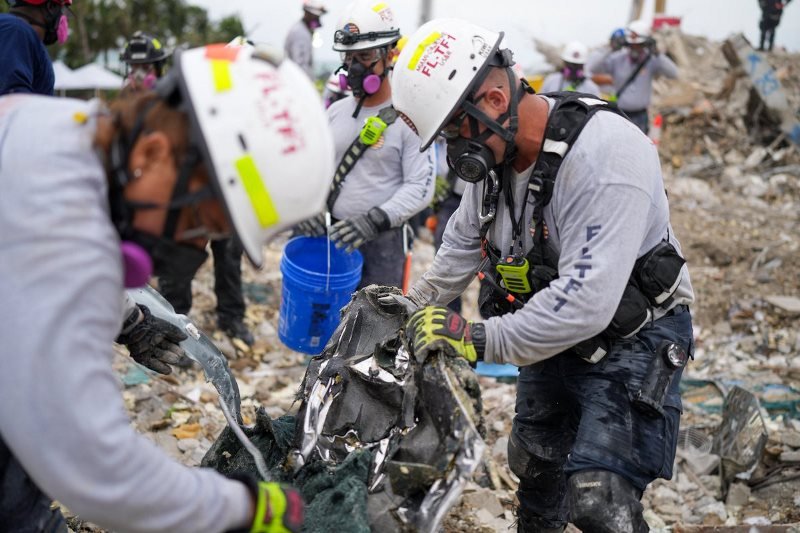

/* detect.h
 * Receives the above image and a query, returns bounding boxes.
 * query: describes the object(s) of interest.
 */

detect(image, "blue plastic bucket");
[278,236,363,354]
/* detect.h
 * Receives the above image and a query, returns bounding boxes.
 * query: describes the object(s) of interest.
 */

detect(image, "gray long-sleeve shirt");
[540,73,600,96]
[327,96,435,226]
[408,96,694,366]
[588,49,678,111]
[0,96,251,532]
[284,20,313,78]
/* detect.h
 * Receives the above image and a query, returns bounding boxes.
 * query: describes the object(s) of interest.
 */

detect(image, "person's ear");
[128,131,174,180]
[484,86,509,115]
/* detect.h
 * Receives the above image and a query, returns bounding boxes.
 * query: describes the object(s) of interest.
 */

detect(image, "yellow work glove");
[249,482,304,533]
[405,306,486,364]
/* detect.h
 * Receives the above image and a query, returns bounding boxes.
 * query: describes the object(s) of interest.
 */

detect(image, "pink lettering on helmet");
[415,32,457,77]
[254,73,306,155]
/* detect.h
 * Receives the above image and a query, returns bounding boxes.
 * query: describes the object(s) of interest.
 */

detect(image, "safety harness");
[326,105,398,212]
[478,92,685,362]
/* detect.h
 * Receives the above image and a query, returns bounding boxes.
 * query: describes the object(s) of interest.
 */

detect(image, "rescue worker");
[321,68,350,109]
[390,18,694,533]
[0,44,334,531]
[284,0,327,78]
[759,0,792,51]
[0,0,71,95]
[540,41,600,95]
[120,30,171,92]
[296,0,435,288]
[587,28,627,101]
[588,19,678,134]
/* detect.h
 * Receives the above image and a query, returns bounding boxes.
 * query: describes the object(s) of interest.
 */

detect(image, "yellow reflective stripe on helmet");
[250,483,290,533]
[408,32,441,70]
[372,2,388,12]
[151,38,162,50]
[234,155,279,228]
[211,59,233,92]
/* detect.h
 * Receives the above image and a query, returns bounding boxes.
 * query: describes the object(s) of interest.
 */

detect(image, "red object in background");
[651,113,663,146]
[653,16,682,29]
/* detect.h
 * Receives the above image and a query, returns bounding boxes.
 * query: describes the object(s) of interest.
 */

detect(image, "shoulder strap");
[326,106,398,212]
[526,93,623,265]
[615,52,652,100]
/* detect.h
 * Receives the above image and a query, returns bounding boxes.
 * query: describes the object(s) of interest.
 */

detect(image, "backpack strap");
[326,106,398,213]
[526,93,624,266]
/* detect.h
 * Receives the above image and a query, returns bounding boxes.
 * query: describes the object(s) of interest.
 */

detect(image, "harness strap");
[326,105,397,212]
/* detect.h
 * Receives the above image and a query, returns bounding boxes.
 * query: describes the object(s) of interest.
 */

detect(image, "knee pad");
[567,470,648,533]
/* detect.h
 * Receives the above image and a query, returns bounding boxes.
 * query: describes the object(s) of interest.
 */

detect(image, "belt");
[663,304,688,317]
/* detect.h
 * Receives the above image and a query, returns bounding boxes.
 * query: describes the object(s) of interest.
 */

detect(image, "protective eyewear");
[340,48,385,64]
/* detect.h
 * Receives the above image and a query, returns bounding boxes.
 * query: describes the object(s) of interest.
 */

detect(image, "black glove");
[293,213,327,237]
[329,207,391,253]
[116,304,188,375]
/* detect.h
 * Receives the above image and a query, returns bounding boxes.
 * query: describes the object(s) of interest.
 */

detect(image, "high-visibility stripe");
[408,32,441,70]
[234,155,279,228]
[204,43,239,61]
[210,59,233,92]
[372,2,388,13]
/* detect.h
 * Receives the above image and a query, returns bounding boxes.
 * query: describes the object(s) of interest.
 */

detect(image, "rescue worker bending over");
[390,18,694,533]
[540,41,600,96]
[296,0,434,288]
[0,44,334,532]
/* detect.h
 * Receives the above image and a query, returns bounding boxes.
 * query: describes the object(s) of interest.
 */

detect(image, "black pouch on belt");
[635,241,685,308]
[632,341,688,417]
[607,284,652,339]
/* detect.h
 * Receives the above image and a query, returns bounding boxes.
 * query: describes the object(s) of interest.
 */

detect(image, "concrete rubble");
[65,28,799,533]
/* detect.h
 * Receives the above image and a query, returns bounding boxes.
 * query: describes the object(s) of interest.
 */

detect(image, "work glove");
[405,306,486,364]
[116,304,188,375]
[329,207,391,253]
[248,481,304,533]
[377,292,424,315]
[293,213,327,237]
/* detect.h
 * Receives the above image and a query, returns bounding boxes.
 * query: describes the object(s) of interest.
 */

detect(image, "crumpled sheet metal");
[293,285,486,532]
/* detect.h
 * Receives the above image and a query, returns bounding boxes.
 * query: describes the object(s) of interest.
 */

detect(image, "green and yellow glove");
[405,306,486,364]
[250,482,304,533]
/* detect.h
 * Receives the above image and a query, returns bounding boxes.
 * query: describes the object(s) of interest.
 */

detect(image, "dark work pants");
[357,227,405,289]
[158,238,245,322]
[623,109,650,135]
[759,19,778,51]
[0,437,68,532]
[511,306,693,526]
[434,194,463,313]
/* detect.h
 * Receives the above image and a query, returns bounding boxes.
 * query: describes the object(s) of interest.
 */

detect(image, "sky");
[192,0,800,75]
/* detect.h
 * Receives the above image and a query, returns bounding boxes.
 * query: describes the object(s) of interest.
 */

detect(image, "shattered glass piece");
[714,386,769,497]
[127,286,242,422]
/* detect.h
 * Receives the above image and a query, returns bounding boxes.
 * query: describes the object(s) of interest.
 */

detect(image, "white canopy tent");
[53,61,124,94]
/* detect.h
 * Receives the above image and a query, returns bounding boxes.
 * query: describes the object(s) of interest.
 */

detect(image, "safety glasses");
[340,48,385,65]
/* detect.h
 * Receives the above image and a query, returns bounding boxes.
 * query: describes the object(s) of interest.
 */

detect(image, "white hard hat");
[332,0,401,52]
[626,19,651,44]
[174,44,335,267]
[303,1,327,16]
[392,18,503,150]
[561,41,588,64]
